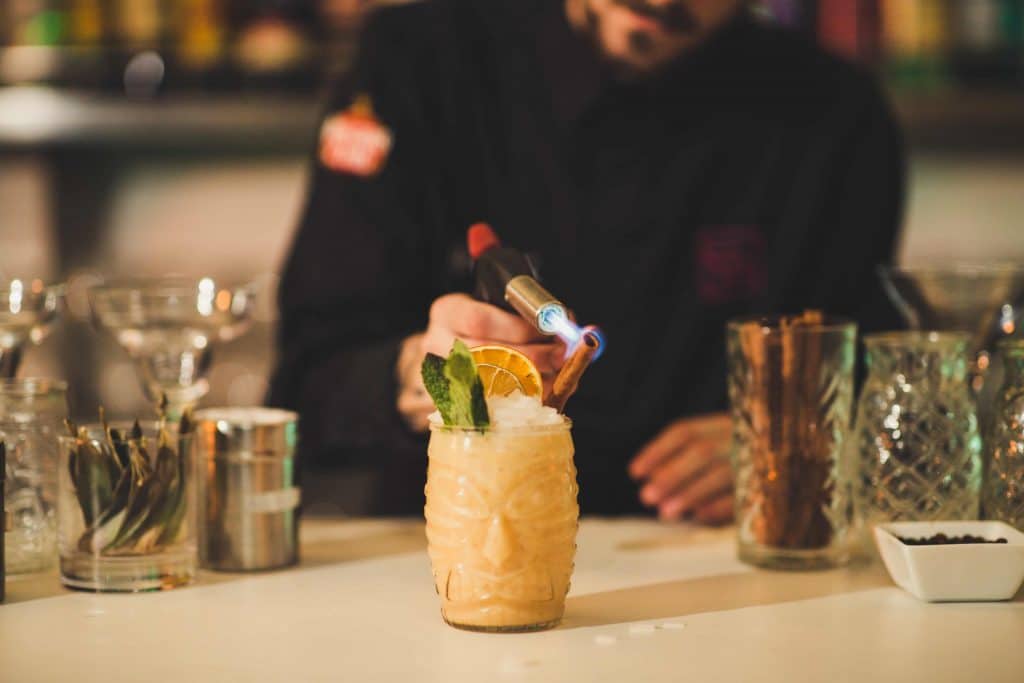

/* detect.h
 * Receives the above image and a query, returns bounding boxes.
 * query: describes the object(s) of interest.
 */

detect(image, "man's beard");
[609,0,698,34]
[581,0,700,78]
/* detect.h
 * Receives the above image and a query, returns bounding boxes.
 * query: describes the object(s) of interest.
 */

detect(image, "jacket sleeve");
[779,72,907,334]
[268,7,440,468]
[822,76,907,334]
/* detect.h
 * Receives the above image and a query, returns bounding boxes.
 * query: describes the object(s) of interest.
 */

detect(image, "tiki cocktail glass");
[88,278,254,419]
[425,419,578,632]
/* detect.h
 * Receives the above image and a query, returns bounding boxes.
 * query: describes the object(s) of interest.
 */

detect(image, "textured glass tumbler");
[983,340,1024,531]
[58,423,197,592]
[1,378,67,575]
[727,316,857,570]
[851,332,982,533]
[424,421,578,632]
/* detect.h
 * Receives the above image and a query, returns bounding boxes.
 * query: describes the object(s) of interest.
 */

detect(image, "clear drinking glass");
[1,378,67,574]
[88,278,255,420]
[983,340,1024,531]
[727,316,857,570]
[58,422,197,592]
[851,332,983,531]
[0,280,64,379]
[424,420,579,632]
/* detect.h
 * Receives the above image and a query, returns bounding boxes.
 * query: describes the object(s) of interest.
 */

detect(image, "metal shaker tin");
[194,408,300,571]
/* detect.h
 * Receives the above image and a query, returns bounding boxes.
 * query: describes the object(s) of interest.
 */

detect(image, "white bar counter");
[2,519,1022,682]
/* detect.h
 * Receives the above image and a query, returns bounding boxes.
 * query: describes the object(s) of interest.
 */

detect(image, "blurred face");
[567,0,745,76]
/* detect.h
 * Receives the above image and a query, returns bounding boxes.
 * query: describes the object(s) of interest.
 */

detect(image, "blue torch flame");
[538,305,605,361]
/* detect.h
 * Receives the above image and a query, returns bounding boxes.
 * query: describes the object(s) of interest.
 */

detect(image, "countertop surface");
[2,518,1022,683]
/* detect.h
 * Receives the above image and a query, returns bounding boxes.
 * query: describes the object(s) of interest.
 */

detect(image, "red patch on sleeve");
[319,94,393,177]
[695,225,767,305]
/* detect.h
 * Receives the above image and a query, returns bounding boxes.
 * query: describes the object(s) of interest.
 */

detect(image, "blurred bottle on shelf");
[760,0,810,28]
[818,0,881,63]
[170,0,227,88]
[880,0,951,90]
[230,0,321,91]
[67,0,103,47]
[114,0,162,50]
[950,0,1023,86]
[0,0,66,84]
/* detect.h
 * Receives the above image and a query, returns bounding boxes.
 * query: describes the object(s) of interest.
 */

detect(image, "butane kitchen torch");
[467,223,603,410]
[467,223,570,338]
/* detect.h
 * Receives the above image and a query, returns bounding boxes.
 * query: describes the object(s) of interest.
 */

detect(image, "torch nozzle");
[504,275,566,336]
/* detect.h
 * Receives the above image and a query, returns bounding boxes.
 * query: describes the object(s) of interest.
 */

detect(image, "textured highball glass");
[851,332,982,533]
[727,317,857,570]
[424,420,578,632]
[983,340,1024,531]
[1,378,67,574]
[57,423,197,592]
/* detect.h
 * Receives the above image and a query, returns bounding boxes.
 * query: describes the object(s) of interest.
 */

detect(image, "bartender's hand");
[395,293,566,432]
[629,413,734,525]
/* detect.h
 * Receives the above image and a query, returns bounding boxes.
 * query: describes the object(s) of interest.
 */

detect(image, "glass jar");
[983,340,1024,531]
[851,332,982,532]
[1,378,67,575]
[424,420,578,632]
[727,316,857,570]
[57,421,197,592]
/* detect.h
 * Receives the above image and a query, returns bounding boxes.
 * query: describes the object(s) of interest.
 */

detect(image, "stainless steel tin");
[195,408,300,571]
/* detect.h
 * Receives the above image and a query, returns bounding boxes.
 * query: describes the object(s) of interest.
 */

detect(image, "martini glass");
[0,280,64,378]
[88,278,255,419]
[879,265,1024,433]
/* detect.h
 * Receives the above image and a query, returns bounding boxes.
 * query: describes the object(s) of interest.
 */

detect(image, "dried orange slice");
[470,345,543,398]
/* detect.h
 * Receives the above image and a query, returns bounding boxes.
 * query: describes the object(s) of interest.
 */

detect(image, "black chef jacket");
[269,0,906,516]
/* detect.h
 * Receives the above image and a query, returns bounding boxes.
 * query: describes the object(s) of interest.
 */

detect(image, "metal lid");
[194,407,298,460]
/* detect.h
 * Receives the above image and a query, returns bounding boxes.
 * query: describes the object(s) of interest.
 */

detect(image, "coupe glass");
[0,279,64,378]
[879,265,1024,392]
[88,278,254,419]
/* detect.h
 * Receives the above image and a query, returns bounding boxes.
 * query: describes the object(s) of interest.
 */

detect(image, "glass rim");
[88,277,255,300]
[863,331,971,347]
[878,263,1024,279]
[428,417,572,435]
[194,406,298,427]
[59,420,192,441]
[0,377,68,396]
[0,280,65,296]
[727,315,856,335]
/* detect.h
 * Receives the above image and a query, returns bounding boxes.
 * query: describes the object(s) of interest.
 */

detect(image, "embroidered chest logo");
[319,93,394,177]
[695,225,767,305]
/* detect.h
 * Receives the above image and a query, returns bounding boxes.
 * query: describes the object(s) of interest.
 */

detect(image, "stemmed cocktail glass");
[88,277,255,419]
[879,265,1024,433]
[0,279,64,378]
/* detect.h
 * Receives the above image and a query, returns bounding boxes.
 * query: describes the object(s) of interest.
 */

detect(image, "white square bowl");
[873,521,1024,602]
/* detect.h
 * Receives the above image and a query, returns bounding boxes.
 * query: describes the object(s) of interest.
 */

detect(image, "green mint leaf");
[421,353,453,424]
[443,340,490,429]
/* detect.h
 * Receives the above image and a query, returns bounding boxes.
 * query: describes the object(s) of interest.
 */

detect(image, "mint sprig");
[421,340,490,428]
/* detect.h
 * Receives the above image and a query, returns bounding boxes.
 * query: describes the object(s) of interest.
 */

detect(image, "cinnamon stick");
[738,311,834,551]
[546,332,600,413]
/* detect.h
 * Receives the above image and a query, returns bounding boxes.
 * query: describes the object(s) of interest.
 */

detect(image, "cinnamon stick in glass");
[545,332,600,413]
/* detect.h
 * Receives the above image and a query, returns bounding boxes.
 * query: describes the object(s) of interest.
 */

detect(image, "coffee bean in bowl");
[874,521,1024,602]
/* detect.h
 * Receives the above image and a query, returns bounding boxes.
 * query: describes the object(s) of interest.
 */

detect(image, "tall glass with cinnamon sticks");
[727,313,857,570]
